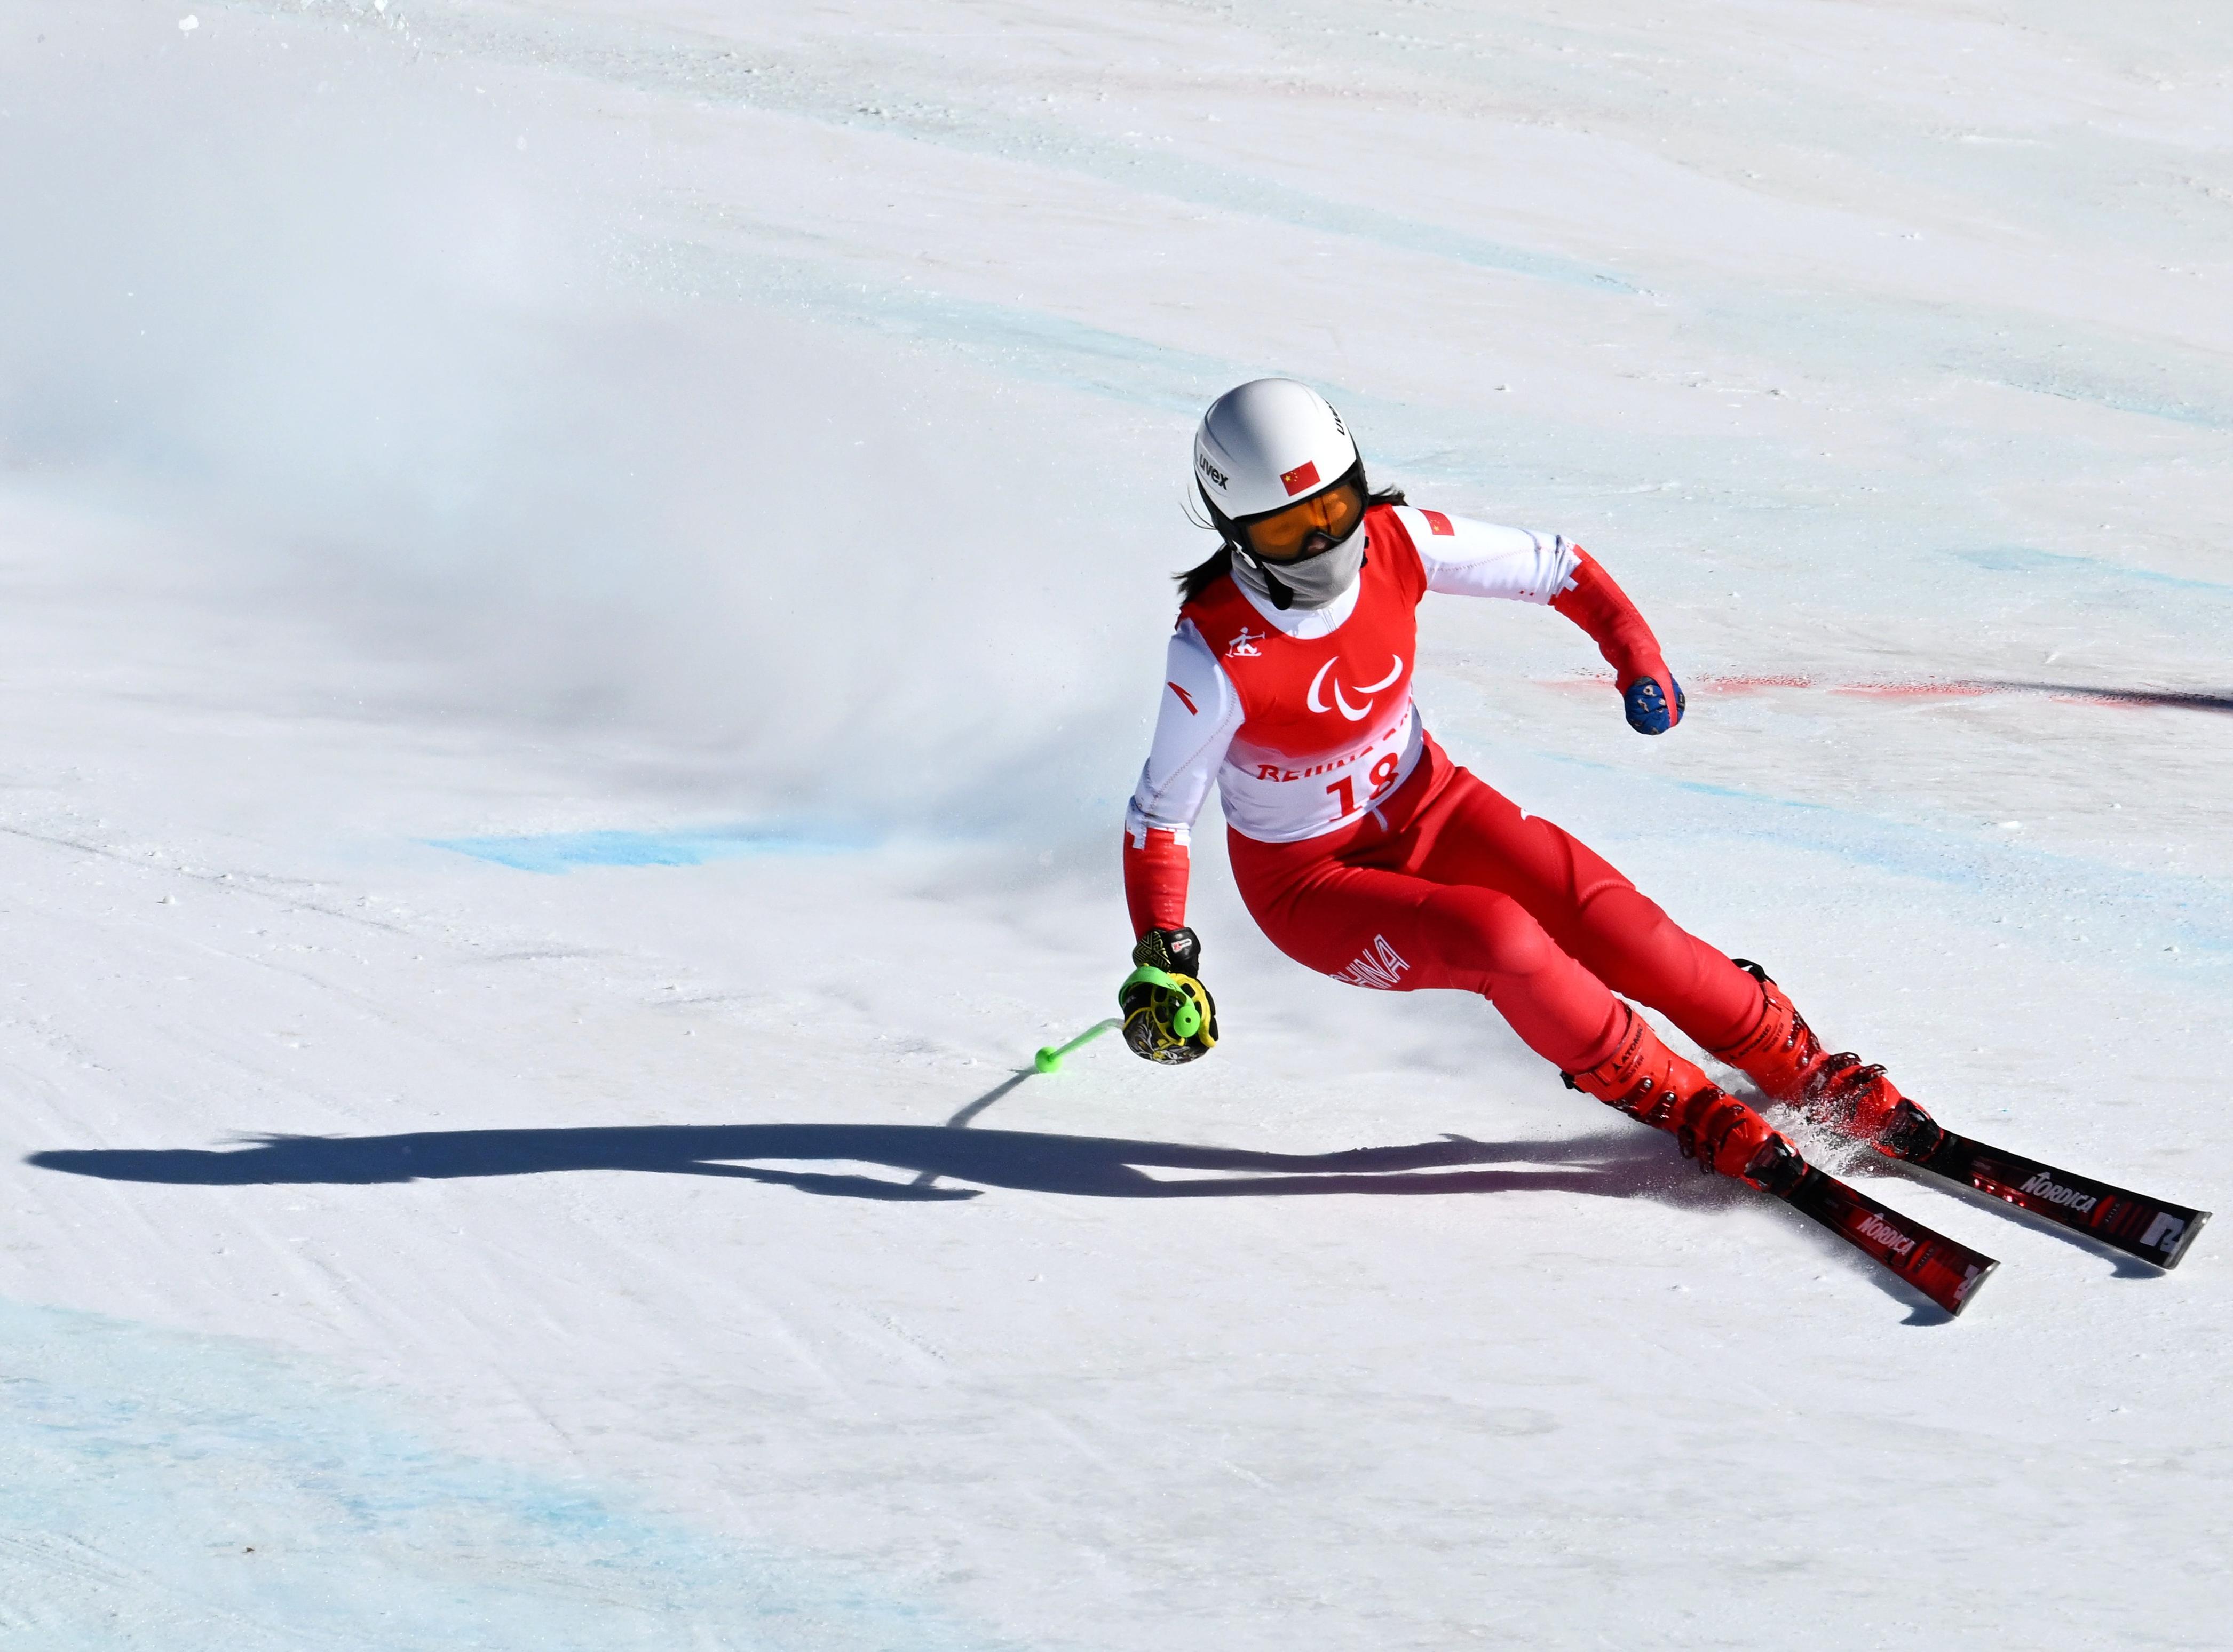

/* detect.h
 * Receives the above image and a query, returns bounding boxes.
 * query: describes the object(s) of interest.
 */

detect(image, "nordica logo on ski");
[2017,1171,2099,1214]
[1855,1213,1917,1257]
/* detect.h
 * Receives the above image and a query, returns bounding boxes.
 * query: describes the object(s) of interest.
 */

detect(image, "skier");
[1119,378,1943,1193]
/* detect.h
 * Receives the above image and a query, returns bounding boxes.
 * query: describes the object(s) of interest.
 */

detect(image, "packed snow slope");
[4,3,2231,1647]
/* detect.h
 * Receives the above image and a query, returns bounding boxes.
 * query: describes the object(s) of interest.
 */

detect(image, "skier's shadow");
[1991,681,2233,714]
[27,1114,1660,1203]
[29,1069,1973,1317]
[27,1063,1711,1203]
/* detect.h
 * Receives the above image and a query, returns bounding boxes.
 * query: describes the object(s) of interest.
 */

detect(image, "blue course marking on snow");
[0,1294,999,1652]
[1952,545,2233,595]
[742,263,1241,416]
[536,34,1636,296]
[831,117,1638,295]
[427,826,868,874]
[1500,748,2233,965]
[693,250,1593,511]
[657,245,1520,498]
[685,244,1412,440]
[1969,370,2233,431]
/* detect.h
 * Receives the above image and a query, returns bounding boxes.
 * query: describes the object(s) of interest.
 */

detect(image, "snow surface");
[4,2,2231,1646]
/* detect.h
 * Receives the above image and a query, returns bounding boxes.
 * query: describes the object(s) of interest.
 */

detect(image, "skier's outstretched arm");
[1122,620,1240,936]
[1396,506,1682,734]
[1548,549,1684,734]
[1119,621,1237,1063]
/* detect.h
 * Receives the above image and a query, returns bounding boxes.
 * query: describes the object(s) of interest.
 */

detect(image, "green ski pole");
[1034,1017,1122,1074]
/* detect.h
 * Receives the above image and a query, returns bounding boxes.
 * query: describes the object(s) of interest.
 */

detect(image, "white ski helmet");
[1193,378,1361,525]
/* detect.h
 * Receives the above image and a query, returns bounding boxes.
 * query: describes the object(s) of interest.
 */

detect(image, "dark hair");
[1174,483,1408,604]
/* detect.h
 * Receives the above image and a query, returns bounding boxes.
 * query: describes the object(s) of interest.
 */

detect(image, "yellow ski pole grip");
[1119,966,1200,1038]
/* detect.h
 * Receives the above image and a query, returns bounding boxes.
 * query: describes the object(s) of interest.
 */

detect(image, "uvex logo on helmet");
[1197,452,1230,490]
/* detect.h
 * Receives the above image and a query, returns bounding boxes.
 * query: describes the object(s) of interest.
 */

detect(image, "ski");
[1773,1162,1998,1316]
[1889,1122,2209,1270]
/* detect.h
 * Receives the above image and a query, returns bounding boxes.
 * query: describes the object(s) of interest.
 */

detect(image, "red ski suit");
[1123,504,1759,1073]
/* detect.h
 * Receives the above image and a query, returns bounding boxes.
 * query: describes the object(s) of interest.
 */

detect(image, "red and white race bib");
[1178,505,1429,841]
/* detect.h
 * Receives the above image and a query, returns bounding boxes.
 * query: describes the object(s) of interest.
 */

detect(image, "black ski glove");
[1120,926,1218,1065]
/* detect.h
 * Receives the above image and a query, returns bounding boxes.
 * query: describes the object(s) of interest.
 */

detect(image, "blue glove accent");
[1624,675,1685,735]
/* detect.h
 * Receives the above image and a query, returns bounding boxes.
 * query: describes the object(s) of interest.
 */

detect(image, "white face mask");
[1230,520,1367,611]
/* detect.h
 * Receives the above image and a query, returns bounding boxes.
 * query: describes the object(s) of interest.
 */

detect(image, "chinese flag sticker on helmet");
[1279,460,1321,496]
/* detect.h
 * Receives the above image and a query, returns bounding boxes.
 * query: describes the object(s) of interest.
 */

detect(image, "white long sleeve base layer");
[1125,510,1579,849]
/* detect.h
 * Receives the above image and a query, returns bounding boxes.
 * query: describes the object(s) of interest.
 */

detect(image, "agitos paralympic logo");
[1305,656,1402,722]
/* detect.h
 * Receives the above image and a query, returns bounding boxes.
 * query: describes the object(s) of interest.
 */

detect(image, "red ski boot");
[1711,961,1944,1159]
[1564,1004,1805,1193]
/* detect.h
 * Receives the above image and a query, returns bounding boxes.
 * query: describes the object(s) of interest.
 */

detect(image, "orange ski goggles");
[1233,470,1368,563]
